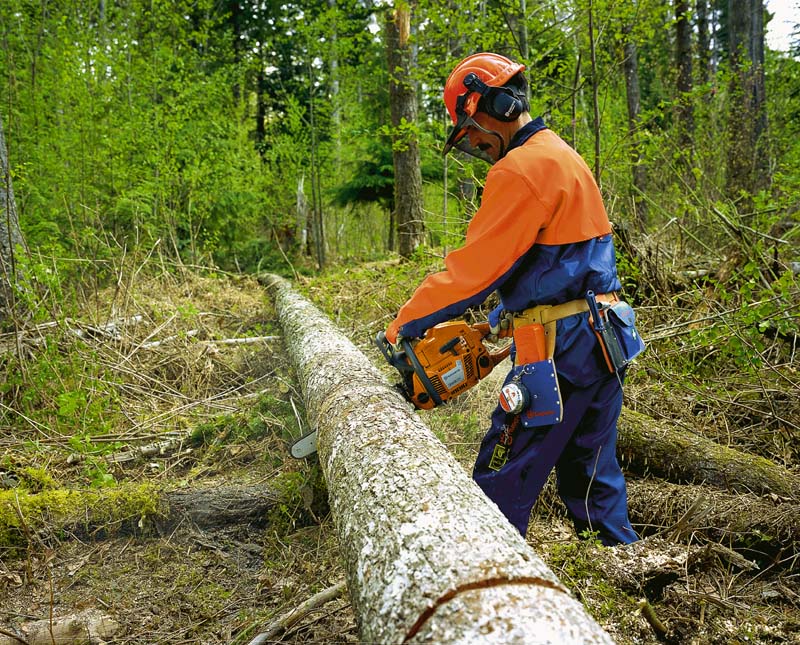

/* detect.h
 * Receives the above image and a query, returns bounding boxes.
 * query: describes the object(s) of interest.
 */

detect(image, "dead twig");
[0,628,29,645]
[246,580,347,644]
[139,333,279,349]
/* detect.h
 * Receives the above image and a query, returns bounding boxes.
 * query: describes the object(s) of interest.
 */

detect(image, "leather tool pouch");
[598,300,645,372]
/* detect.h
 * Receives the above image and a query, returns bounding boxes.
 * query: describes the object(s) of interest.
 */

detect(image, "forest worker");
[383,52,642,546]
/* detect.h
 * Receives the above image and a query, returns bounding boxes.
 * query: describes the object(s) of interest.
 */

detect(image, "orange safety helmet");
[443,53,526,157]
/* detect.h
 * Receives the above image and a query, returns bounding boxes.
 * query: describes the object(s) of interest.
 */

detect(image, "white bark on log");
[0,609,120,645]
[265,274,614,645]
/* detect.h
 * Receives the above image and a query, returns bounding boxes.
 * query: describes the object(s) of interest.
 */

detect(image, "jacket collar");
[506,117,547,154]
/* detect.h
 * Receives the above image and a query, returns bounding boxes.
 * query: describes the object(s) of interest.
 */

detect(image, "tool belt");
[512,292,618,359]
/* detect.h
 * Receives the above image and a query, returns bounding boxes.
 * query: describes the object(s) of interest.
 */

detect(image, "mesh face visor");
[451,137,496,164]
[444,114,503,165]
[443,91,500,164]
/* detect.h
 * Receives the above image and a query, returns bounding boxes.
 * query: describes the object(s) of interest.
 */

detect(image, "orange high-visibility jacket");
[388,123,616,335]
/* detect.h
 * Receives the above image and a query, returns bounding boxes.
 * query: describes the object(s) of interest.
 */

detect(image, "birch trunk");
[265,274,613,644]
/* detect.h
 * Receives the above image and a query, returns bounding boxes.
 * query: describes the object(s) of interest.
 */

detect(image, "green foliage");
[1,0,798,276]
[18,467,57,493]
[266,466,329,535]
[189,393,300,449]
[333,142,395,210]
[83,459,118,489]
[1,338,124,440]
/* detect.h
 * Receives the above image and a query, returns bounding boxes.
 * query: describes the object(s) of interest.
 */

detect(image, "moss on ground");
[0,482,163,550]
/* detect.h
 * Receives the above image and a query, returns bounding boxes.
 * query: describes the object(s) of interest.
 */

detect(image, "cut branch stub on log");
[265,274,614,645]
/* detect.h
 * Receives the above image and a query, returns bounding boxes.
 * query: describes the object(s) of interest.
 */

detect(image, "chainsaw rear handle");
[472,321,512,366]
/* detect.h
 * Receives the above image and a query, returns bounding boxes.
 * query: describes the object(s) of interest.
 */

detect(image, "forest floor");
[1,260,798,644]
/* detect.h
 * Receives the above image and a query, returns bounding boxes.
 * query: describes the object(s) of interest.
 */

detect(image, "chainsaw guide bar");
[290,429,318,459]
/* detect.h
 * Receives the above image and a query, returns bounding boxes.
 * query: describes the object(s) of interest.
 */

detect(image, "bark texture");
[618,408,799,500]
[162,484,280,531]
[0,115,25,324]
[386,3,424,258]
[265,274,613,644]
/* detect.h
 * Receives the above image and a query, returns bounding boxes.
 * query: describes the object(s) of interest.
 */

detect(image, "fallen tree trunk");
[161,484,280,531]
[627,478,800,562]
[0,609,120,645]
[1,483,280,550]
[617,408,800,500]
[265,274,613,644]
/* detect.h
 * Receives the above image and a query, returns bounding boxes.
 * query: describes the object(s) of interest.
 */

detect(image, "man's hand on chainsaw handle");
[488,304,512,341]
[385,319,416,350]
[385,319,402,346]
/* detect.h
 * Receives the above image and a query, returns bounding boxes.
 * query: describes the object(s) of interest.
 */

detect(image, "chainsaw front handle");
[375,331,414,374]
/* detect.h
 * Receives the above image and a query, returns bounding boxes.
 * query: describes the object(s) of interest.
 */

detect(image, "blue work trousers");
[473,371,638,546]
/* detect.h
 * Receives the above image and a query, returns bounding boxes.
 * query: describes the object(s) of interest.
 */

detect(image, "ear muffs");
[462,72,525,122]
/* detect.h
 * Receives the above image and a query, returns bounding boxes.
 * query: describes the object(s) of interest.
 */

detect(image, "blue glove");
[488,303,510,337]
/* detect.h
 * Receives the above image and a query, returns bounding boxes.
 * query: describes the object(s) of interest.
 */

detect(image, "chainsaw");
[290,319,510,459]
[375,320,511,410]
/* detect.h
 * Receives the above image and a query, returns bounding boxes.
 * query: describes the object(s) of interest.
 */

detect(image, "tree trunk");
[622,24,648,228]
[726,0,769,200]
[162,484,282,532]
[296,174,309,250]
[255,42,267,151]
[627,479,800,560]
[675,0,695,181]
[386,3,424,259]
[617,408,800,500]
[1,483,283,549]
[587,0,602,184]
[308,63,326,269]
[519,0,530,69]
[696,0,711,84]
[265,273,613,644]
[328,0,342,170]
[675,0,694,144]
[0,115,25,327]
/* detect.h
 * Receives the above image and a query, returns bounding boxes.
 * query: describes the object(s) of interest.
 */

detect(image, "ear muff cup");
[461,72,525,123]
[484,88,525,122]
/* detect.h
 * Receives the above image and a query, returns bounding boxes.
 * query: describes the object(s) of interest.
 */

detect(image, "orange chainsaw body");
[398,320,510,410]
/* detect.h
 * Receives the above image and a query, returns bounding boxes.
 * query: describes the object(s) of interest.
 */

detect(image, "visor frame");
[443,111,502,164]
